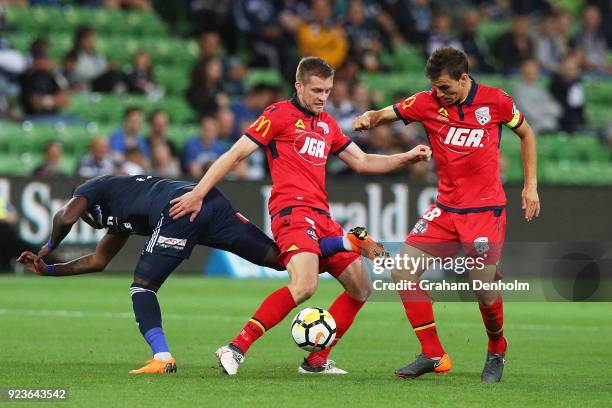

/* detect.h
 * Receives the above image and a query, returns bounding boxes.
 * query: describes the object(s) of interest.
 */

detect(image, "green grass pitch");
[1,275,610,407]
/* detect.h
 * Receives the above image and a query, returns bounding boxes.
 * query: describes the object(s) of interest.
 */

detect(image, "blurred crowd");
[0,0,611,183]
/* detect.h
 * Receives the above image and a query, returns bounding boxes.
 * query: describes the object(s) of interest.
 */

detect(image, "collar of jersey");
[291,93,316,117]
[459,75,479,106]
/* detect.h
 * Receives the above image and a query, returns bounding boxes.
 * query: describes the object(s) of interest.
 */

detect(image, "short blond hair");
[296,57,334,83]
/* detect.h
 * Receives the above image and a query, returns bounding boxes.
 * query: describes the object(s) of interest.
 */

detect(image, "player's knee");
[474,289,498,305]
[352,283,372,302]
[131,276,159,292]
[290,280,318,304]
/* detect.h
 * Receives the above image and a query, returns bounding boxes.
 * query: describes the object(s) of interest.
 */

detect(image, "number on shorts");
[422,207,442,221]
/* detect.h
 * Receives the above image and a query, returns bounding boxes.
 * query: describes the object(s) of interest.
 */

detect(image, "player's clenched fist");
[352,114,371,131]
[405,145,432,163]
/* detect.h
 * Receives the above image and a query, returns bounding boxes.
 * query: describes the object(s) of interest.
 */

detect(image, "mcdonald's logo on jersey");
[402,96,416,110]
[250,115,272,138]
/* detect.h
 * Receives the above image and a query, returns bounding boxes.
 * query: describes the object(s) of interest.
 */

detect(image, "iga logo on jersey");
[294,132,328,165]
[442,126,488,149]
[475,107,491,125]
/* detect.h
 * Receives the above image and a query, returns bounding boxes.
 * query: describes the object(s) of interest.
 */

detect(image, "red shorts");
[271,206,359,278]
[406,204,506,265]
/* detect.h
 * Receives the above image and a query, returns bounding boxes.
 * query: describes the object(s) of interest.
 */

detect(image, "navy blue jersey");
[73,175,196,235]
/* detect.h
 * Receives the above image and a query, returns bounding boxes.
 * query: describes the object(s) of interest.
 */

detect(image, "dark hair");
[30,37,49,59]
[70,25,95,54]
[123,106,143,119]
[426,47,469,80]
[296,57,335,83]
[148,109,168,124]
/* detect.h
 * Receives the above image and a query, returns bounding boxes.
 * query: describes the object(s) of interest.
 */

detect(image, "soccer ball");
[291,307,336,352]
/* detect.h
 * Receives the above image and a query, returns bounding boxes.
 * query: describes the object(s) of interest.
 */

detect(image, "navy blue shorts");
[136,188,275,286]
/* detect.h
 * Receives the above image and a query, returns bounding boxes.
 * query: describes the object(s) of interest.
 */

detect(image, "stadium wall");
[1,177,609,274]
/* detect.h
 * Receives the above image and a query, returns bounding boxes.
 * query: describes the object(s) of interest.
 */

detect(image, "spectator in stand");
[182,115,227,178]
[77,137,117,178]
[535,13,569,74]
[105,0,152,11]
[216,108,237,146]
[493,14,534,74]
[186,56,228,118]
[126,49,157,96]
[510,0,553,15]
[33,140,65,177]
[19,39,70,118]
[351,81,374,113]
[60,50,82,91]
[513,59,561,134]
[549,56,586,133]
[145,110,178,157]
[108,106,150,159]
[380,0,432,45]
[326,79,358,136]
[233,0,298,83]
[459,9,495,73]
[150,143,180,178]
[190,31,247,98]
[69,25,107,88]
[227,119,265,181]
[119,146,147,175]
[427,10,462,56]
[190,31,222,84]
[230,83,273,137]
[296,0,348,68]
[574,5,611,75]
[343,0,384,72]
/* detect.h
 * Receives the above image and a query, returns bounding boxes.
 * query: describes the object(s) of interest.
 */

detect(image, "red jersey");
[245,96,352,216]
[394,79,524,211]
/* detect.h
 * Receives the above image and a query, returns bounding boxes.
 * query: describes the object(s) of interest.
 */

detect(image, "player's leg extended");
[469,264,507,382]
[393,244,452,378]
[218,252,319,375]
[302,258,369,374]
[129,252,183,374]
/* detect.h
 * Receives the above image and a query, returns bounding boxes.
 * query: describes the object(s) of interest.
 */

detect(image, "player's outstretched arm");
[17,232,129,276]
[169,135,260,221]
[338,142,431,175]
[37,196,89,260]
[352,105,399,131]
[513,120,540,221]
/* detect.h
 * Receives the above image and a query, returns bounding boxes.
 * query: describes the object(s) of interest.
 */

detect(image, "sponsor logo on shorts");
[156,235,187,250]
[307,227,318,241]
[474,237,489,255]
[411,219,428,235]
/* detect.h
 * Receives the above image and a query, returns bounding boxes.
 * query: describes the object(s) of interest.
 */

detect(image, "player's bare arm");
[18,232,129,276]
[352,105,399,131]
[169,135,259,221]
[338,142,431,174]
[512,119,540,221]
[37,196,89,260]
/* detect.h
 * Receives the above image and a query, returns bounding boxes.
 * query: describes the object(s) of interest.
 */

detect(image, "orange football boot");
[129,358,177,374]
[346,227,388,260]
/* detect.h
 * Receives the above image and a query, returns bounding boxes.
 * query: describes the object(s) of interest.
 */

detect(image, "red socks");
[479,295,506,354]
[306,291,365,367]
[231,286,297,354]
[399,284,445,358]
